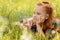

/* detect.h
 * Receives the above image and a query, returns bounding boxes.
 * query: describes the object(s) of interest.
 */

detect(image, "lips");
[35,18,40,23]
[36,18,39,21]
[33,16,43,23]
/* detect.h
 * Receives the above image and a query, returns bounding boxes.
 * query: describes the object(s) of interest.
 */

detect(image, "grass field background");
[0,0,60,40]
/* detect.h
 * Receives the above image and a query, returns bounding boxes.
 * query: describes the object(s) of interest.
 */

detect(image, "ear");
[46,14,49,19]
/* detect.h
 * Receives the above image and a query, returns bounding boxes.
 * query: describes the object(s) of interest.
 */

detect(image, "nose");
[33,14,37,21]
[33,14,37,18]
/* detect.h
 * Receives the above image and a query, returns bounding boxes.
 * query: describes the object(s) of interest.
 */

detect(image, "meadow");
[0,0,60,40]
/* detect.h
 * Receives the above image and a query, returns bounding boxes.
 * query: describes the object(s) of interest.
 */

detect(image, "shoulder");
[52,19,58,28]
[52,19,60,27]
[52,18,60,31]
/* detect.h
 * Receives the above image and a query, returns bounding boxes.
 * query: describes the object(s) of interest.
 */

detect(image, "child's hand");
[21,18,32,27]
[23,18,30,27]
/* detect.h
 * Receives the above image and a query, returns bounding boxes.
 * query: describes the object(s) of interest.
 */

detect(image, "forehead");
[34,5,46,13]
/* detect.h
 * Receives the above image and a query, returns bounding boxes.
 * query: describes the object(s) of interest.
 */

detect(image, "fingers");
[20,18,32,27]
[23,18,28,24]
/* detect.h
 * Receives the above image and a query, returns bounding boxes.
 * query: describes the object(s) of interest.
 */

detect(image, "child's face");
[33,5,49,24]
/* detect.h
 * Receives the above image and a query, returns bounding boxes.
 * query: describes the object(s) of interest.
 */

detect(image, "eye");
[37,12,41,15]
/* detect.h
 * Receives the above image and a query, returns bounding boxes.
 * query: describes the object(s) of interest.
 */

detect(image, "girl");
[33,2,54,37]
[21,2,60,38]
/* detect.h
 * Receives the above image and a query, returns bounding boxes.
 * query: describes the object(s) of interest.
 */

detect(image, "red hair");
[36,2,54,31]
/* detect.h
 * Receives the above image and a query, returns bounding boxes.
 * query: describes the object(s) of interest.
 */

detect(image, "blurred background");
[0,0,60,40]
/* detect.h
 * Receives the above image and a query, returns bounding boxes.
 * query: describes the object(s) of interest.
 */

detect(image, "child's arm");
[36,24,45,38]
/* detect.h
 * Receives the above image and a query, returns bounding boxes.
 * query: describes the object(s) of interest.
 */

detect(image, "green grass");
[0,0,60,40]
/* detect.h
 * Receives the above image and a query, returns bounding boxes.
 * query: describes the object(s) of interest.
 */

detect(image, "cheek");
[40,16,46,22]
[41,16,45,19]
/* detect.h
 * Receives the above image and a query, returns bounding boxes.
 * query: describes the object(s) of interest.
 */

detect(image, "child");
[20,2,60,38]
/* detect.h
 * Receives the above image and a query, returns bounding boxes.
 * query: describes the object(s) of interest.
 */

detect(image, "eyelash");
[34,12,41,15]
[37,13,41,15]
